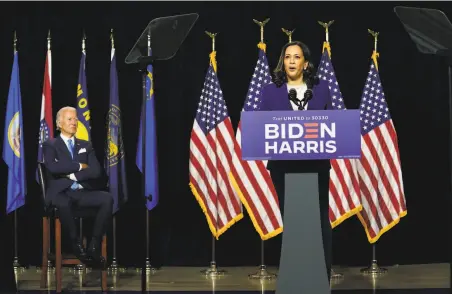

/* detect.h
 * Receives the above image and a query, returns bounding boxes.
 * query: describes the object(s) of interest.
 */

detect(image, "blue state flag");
[2,51,26,214]
[105,48,128,213]
[136,57,159,211]
[75,51,91,141]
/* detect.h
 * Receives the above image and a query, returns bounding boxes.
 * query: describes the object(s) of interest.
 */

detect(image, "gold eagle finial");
[282,28,295,42]
[205,31,218,51]
[253,18,270,44]
[368,29,379,52]
[253,18,270,27]
[318,20,335,42]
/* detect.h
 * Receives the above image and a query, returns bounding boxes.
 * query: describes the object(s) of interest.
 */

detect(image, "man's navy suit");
[42,135,113,243]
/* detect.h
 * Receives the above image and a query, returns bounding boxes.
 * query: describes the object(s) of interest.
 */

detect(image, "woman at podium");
[259,40,333,282]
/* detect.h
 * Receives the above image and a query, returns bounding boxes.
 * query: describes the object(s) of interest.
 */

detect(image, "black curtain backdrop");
[0,1,451,269]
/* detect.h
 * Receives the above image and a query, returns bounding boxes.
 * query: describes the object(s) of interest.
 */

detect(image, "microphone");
[288,88,297,102]
[300,76,319,110]
[288,88,304,110]
[301,89,313,109]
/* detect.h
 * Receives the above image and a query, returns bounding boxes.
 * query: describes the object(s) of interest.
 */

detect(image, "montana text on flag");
[189,53,243,239]
[317,42,363,228]
[229,43,283,240]
[136,51,159,211]
[106,46,128,214]
[3,50,26,214]
[356,50,407,243]
[75,46,91,141]
[37,38,53,182]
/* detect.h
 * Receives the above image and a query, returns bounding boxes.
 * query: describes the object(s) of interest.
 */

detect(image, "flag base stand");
[331,269,344,279]
[47,260,55,272]
[330,269,345,286]
[248,240,276,280]
[13,211,24,273]
[109,259,118,272]
[201,237,225,278]
[137,259,157,291]
[108,259,127,273]
[248,240,277,280]
[74,264,85,273]
[248,265,277,280]
[107,219,128,274]
[145,259,157,273]
[201,261,226,277]
[13,260,25,275]
[69,266,91,273]
[360,260,387,275]
[13,257,21,270]
[360,244,387,275]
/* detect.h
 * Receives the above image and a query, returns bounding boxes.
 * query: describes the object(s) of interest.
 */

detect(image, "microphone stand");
[288,86,314,111]
[299,97,310,110]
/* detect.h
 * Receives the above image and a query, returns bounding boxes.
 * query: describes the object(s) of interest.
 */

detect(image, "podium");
[240,109,361,294]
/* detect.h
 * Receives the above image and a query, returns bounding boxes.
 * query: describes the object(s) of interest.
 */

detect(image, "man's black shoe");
[87,238,106,266]
[72,239,88,261]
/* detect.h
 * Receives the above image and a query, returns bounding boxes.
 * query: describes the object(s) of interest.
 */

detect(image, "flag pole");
[140,28,150,292]
[144,31,156,274]
[111,30,118,272]
[317,19,344,282]
[247,18,277,281]
[45,29,54,273]
[13,209,21,269]
[359,30,387,276]
[13,213,20,269]
[75,30,87,274]
[11,31,22,272]
[140,28,157,292]
[200,31,225,278]
[108,28,119,273]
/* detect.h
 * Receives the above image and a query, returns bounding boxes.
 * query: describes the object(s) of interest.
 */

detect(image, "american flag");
[37,44,53,182]
[189,60,243,239]
[230,45,283,240]
[356,52,407,243]
[316,43,362,228]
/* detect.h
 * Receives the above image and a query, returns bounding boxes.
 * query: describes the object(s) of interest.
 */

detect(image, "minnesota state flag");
[3,50,26,214]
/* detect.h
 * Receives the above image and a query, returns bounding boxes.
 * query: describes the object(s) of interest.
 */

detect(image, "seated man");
[42,106,113,264]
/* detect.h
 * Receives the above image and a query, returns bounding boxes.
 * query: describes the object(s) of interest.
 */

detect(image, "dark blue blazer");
[42,136,105,206]
[260,80,333,111]
[259,81,332,173]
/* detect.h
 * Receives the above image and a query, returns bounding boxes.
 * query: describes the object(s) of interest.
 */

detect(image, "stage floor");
[15,263,450,292]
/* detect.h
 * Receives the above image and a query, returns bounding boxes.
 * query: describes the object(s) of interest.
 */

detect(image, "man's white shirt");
[60,134,83,189]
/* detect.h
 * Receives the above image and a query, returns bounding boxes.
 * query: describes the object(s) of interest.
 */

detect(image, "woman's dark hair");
[272,41,317,88]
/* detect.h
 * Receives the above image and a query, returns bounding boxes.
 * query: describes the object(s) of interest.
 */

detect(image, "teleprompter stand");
[124,13,199,291]
[394,6,452,287]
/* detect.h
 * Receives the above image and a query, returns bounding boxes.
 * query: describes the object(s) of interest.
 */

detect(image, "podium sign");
[240,110,361,160]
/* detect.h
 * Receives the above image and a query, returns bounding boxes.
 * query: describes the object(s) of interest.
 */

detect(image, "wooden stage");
[14,263,450,292]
